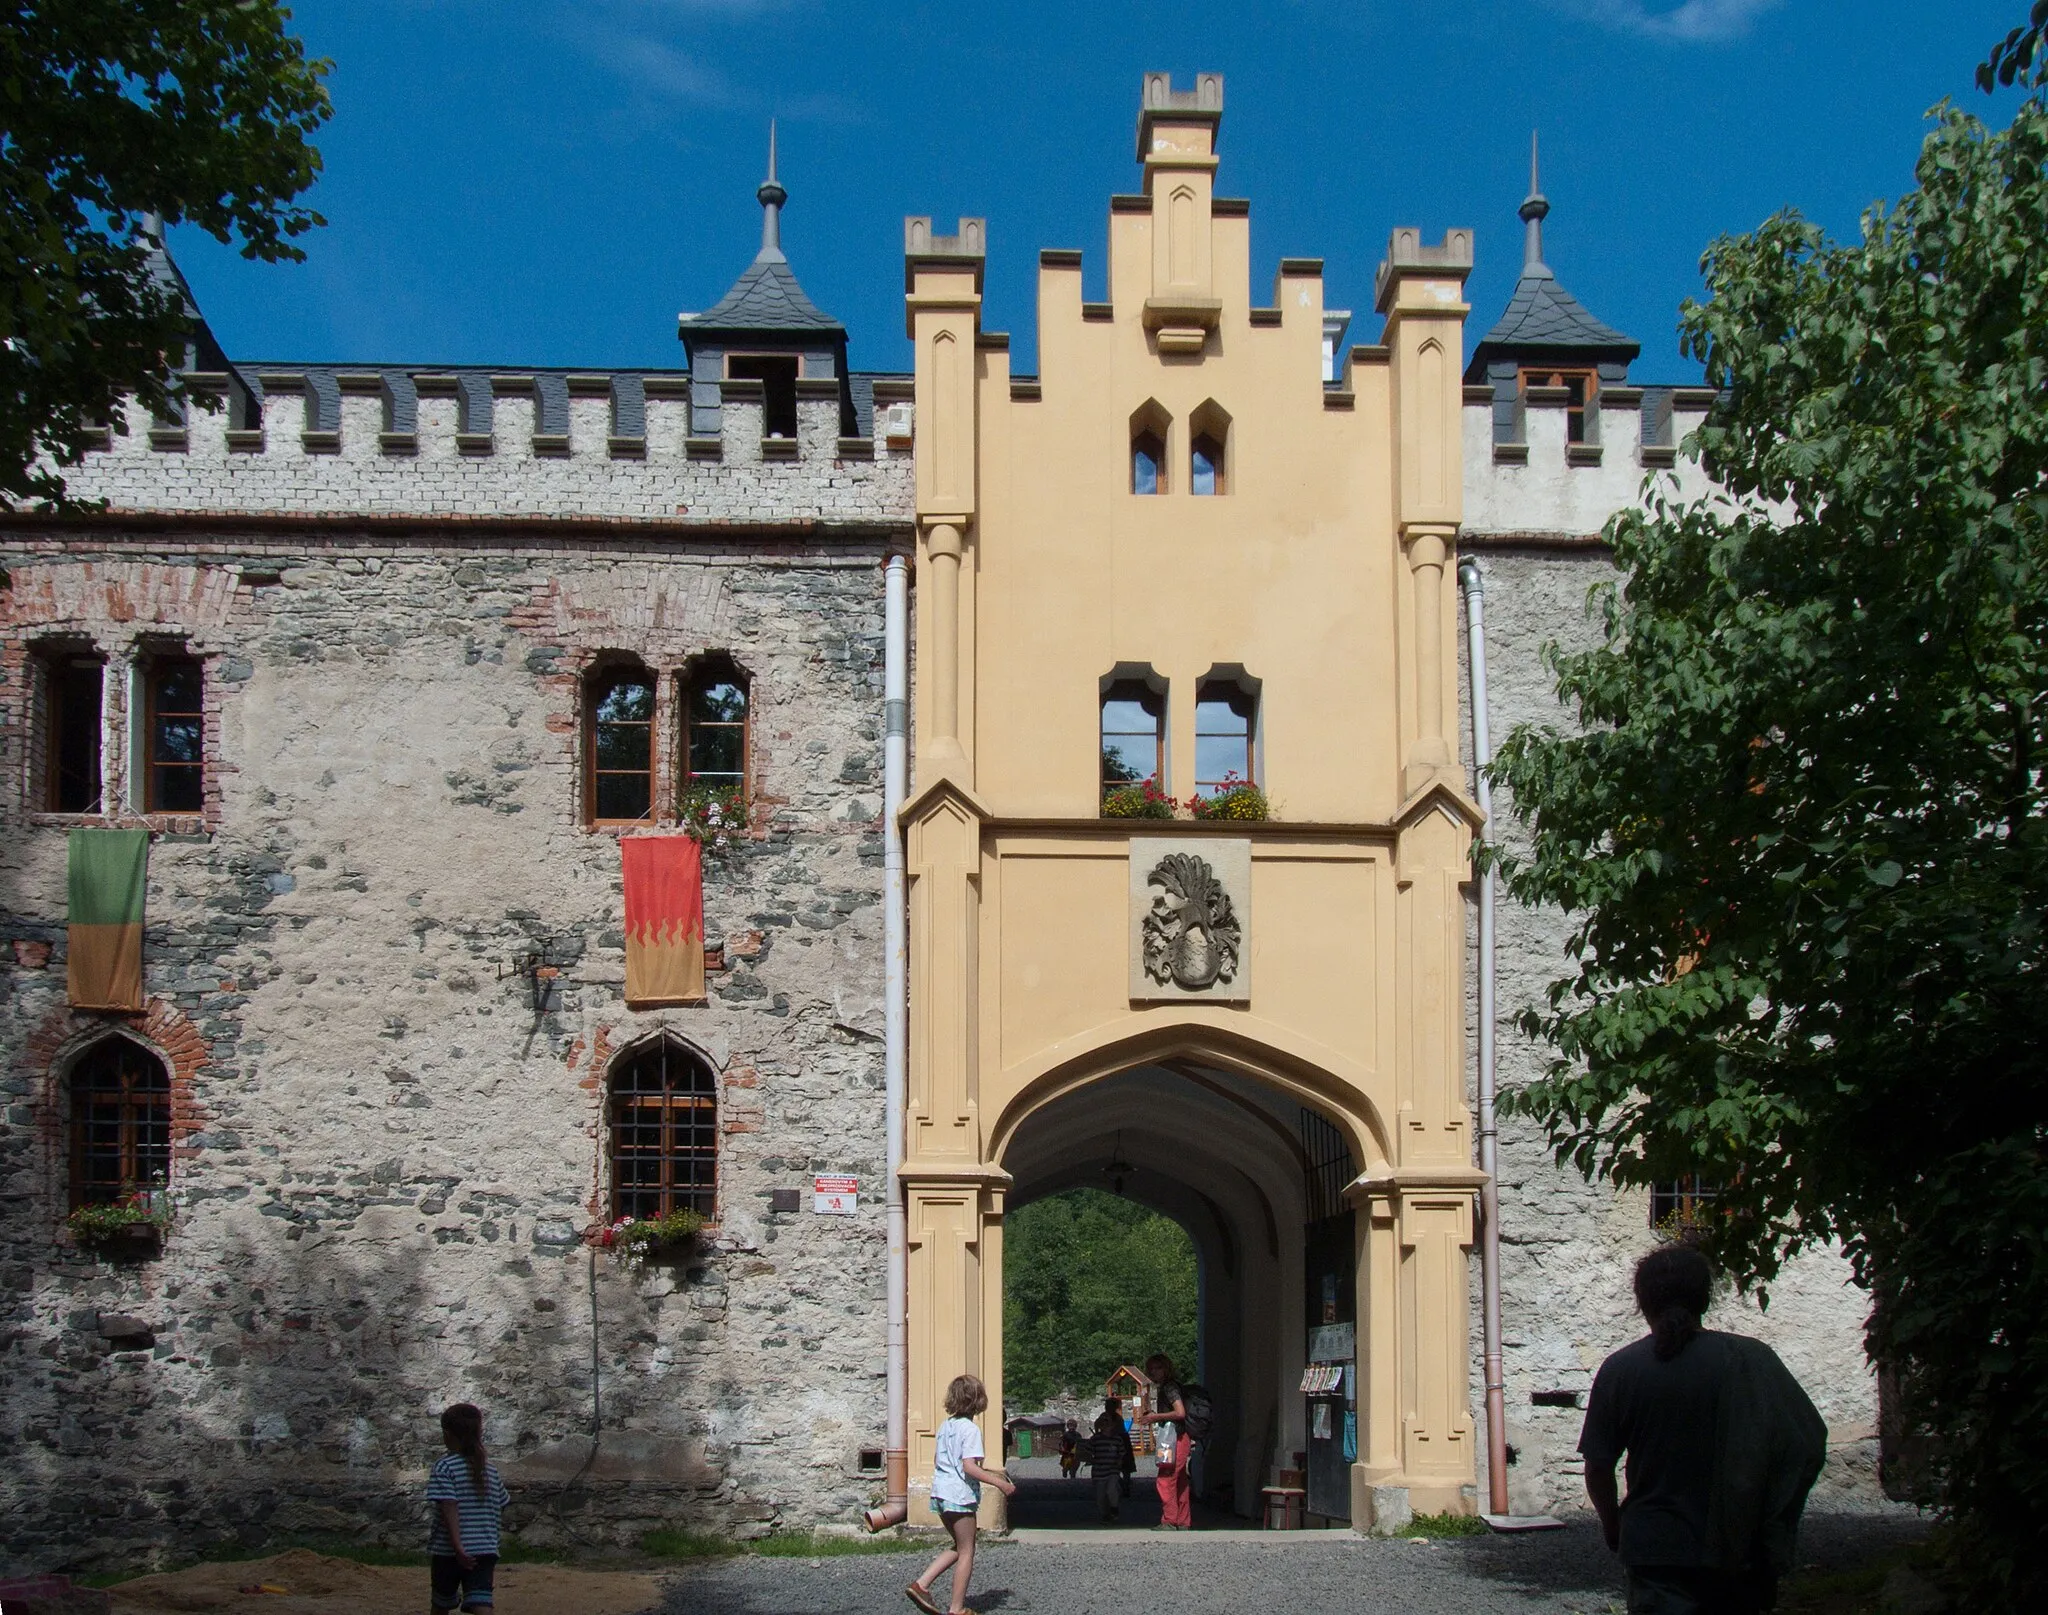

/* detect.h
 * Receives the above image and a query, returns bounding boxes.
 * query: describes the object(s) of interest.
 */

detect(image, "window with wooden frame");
[40,649,105,813]
[1520,366,1598,444]
[1130,400,1170,495]
[726,353,799,439]
[141,652,204,813]
[1650,1175,1722,1230]
[1101,679,1166,800]
[69,1038,171,1208]
[681,660,749,799]
[585,664,656,825]
[609,1039,717,1221]
[1194,681,1258,797]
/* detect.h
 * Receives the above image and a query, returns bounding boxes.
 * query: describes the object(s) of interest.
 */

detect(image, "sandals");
[906,1582,942,1615]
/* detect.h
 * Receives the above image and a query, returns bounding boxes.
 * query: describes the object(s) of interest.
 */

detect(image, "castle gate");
[899,75,1483,1529]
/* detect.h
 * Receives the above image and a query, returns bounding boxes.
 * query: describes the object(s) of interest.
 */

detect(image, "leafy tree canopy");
[1982,0,2048,90]
[1003,1189,1197,1413]
[0,1,330,507]
[1490,88,2048,1598]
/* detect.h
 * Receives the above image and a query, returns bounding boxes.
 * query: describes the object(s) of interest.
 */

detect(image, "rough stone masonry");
[0,349,916,1570]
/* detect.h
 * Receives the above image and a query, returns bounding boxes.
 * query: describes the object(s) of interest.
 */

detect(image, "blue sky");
[170,1,2029,381]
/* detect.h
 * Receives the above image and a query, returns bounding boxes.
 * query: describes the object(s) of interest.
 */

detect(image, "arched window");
[1130,401,1170,495]
[586,663,655,825]
[1189,400,1231,496]
[69,1038,171,1208]
[682,660,749,797]
[609,1039,718,1221]
[1101,678,1166,801]
[1194,679,1258,797]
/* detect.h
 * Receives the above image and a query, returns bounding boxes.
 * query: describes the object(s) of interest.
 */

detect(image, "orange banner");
[622,836,705,1006]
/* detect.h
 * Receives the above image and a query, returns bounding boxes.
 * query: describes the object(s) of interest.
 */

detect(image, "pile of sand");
[105,1548,665,1615]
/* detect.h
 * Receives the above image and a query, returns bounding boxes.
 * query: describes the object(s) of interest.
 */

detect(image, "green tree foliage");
[1003,1189,1197,1411]
[1982,1,2048,90]
[1490,97,2048,1603]
[0,2,331,507]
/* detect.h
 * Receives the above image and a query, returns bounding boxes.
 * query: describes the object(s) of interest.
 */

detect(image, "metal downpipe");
[1460,556,1511,1518]
[866,550,912,1531]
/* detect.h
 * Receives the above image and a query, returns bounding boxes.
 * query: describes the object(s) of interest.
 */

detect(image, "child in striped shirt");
[427,1403,511,1613]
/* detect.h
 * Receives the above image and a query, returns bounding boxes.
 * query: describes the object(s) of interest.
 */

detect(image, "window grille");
[1300,1107,1354,1224]
[609,1040,718,1221]
[1650,1176,1722,1229]
[70,1039,171,1208]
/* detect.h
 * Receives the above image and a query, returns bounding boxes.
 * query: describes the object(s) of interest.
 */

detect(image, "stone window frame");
[604,1030,721,1225]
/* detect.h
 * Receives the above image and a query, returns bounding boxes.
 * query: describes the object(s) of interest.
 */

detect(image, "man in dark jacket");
[1089,1398,1136,1523]
[1581,1245,1829,1615]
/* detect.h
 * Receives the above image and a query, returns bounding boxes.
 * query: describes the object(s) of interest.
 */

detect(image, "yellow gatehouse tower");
[900,72,1482,1529]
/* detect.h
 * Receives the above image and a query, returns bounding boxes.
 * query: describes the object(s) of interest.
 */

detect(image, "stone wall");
[1458,539,1883,1519]
[0,526,905,1573]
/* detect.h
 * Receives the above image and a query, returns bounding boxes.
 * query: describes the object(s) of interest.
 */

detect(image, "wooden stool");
[1261,1486,1306,1530]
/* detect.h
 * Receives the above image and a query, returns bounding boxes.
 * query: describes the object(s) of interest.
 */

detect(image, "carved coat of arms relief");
[1128,839,1252,1003]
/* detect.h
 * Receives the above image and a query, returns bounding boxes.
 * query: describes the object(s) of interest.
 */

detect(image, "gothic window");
[1101,679,1166,801]
[1520,366,1598,444]
[682,661,749,797]
[586,663,656,825]
[609,1039,718,1221]
[141,653,204,813]
[40,649,104,813]
[1130,401,1170,495]
[1194,681,1257,797]
[1189,400,1231,495]
[69,1038,171,1208]
[727,354,799,439]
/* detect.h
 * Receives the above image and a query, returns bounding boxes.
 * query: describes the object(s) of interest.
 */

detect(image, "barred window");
[70,1039,171,1208]
[609,1040,717,1221]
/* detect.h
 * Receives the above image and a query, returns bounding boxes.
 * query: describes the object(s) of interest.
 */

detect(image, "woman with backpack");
[1138,1353,1195,1530]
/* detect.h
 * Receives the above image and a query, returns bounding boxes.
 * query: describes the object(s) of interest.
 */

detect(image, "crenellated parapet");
[53,364,915,526]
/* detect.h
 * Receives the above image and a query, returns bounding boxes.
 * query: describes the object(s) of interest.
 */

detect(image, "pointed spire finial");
[1518,129,1550,273]
[756,118,787,261]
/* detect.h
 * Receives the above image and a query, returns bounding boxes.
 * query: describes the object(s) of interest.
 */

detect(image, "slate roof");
[1476,261,1635,353]
[683,251,843,335]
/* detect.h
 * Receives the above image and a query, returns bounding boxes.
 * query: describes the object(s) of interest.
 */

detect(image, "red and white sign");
[813,1175,858,1215]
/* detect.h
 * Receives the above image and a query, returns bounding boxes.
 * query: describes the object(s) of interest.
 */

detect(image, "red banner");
[622,836,704,1006]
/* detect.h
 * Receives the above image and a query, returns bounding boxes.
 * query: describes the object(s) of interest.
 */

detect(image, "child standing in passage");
[906,1375,1015,1615]
[427,1403,511,1614]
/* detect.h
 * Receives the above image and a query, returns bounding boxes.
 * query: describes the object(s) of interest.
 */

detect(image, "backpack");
[1179,1383,1215,1442]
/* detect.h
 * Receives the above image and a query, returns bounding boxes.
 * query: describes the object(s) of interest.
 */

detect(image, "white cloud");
[1552,0,1785,42]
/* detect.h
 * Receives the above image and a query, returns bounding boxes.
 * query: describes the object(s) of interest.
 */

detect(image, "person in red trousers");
[1139,1353,1193,1530]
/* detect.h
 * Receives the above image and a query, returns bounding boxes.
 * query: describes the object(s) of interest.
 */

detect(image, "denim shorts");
[430,1552,497,1611]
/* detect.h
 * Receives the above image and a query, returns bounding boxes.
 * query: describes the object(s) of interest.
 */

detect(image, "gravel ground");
[655,1512,1928,1615]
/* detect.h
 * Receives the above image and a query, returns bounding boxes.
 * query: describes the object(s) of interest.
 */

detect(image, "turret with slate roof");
[1466,137,1639,451]
[678,123,859,440]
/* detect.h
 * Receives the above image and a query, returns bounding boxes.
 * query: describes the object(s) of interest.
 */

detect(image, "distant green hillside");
[1003,1188,1198,1411]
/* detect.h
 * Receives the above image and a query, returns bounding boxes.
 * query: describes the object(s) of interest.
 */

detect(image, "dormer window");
[1520,367,1597,444]
[727,354,799,438]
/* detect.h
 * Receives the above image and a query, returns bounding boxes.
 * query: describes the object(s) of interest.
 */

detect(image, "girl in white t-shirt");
[907,1374,1014,1615]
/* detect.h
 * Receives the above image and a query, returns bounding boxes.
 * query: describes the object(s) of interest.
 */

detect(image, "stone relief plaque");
[1128,838,1252,1003]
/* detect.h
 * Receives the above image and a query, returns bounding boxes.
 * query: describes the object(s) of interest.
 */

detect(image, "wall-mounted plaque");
[1128,838,1252,1003]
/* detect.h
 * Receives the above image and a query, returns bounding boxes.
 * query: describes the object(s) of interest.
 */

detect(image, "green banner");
[67,829,148,926]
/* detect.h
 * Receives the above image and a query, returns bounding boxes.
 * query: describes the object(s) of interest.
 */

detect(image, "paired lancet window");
[584,657,751,825]
[1129,402,1230,496]
[32,642,207,816]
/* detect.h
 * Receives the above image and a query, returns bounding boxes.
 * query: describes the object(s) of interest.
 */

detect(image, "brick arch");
[23,998,208,1220]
